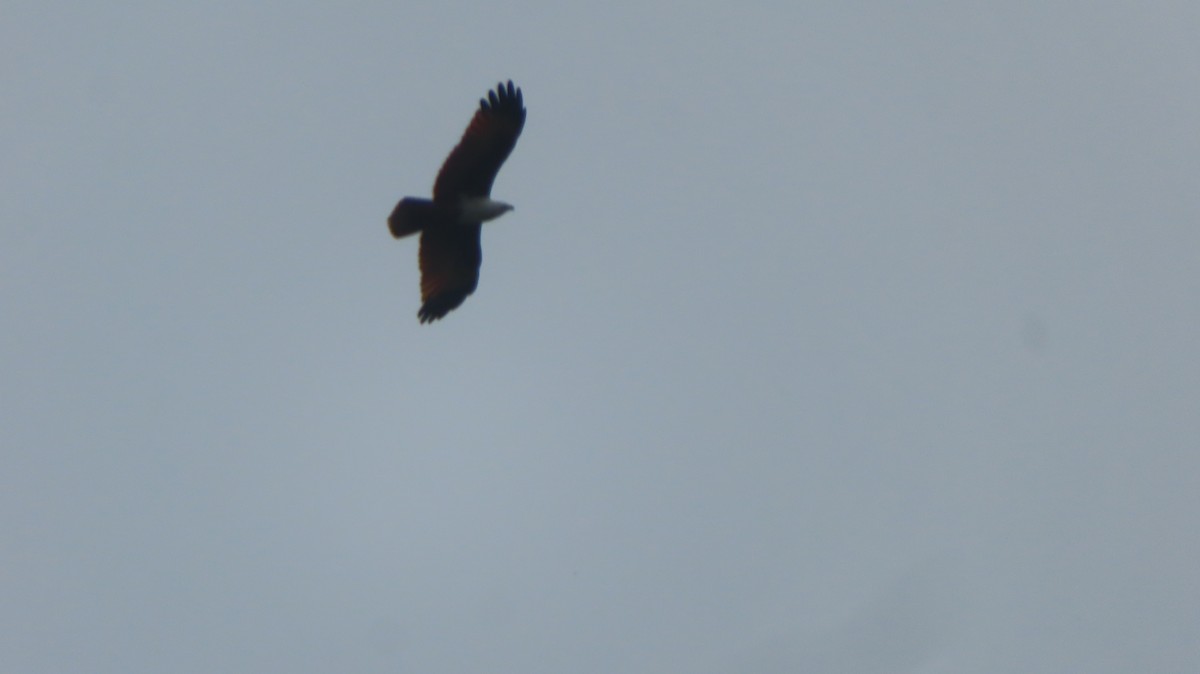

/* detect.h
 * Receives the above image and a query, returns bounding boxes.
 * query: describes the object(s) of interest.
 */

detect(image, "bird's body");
[388,81,526,323]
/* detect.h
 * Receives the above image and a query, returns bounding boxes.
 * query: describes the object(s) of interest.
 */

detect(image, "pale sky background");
[3,2,1199,673]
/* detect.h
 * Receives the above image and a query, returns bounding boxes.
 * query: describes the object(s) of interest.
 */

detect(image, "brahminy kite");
[388,80,526,323]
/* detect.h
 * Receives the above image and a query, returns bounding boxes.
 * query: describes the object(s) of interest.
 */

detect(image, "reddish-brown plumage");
[387,81,526,323]
[433,81,526,201]
[417,222,482,323]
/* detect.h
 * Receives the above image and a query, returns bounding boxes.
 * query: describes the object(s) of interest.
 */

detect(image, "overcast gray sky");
[3,2,1198,673]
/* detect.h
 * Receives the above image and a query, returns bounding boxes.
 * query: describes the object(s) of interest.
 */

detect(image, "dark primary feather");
[433,80,526,200]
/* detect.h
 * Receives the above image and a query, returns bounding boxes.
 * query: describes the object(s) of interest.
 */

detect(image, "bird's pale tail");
[388,197,436,238]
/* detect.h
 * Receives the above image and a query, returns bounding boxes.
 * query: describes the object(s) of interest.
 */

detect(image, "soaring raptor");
[388,81,526,323]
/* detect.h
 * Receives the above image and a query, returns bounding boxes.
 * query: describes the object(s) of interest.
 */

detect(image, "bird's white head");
[460,197,514,223]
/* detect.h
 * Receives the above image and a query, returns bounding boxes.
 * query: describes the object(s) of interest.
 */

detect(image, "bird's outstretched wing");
[433,81,526,200]
[417,222,483,323]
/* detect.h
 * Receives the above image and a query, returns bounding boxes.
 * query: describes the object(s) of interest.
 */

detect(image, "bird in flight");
[388,80,527,323]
